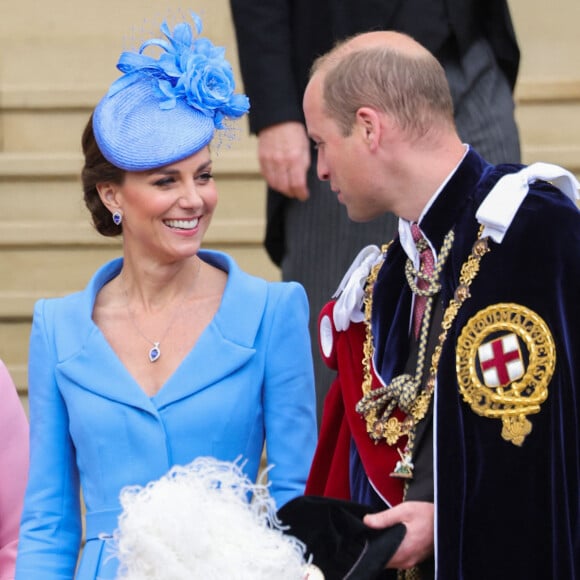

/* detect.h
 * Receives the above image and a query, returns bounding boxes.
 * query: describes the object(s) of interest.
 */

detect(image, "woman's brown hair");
[81,114,126,237]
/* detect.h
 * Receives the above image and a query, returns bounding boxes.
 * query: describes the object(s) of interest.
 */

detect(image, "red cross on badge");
[478,333,525,387]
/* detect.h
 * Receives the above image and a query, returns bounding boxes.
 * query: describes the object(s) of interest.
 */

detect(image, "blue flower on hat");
[93,13,250,171]
[111,13,249,128]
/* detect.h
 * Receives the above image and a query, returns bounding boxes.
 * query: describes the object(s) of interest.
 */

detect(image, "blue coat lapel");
[54,251,267,413]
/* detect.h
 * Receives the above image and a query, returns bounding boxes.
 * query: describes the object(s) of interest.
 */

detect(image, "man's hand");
[364,501,434,570]
[257,122,311,200]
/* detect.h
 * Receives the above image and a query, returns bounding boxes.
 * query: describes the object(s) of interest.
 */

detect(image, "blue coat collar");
[55,250,267,412]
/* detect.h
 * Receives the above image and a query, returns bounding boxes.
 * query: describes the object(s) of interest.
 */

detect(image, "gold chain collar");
[356,231,455,438]
[356,226,490,470]
[404,234,449,297]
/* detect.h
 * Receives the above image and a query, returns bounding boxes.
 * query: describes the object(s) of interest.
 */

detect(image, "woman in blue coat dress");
[15,13,317,579]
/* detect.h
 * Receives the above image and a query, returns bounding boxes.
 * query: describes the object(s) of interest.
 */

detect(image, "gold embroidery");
[357,231,455,453]
[356,227,490,482]
[456,303,555,445]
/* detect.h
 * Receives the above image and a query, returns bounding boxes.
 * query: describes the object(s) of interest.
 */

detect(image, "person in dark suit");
[229,0,522,424]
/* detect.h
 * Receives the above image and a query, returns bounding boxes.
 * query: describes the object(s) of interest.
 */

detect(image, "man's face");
[303,75,383,222]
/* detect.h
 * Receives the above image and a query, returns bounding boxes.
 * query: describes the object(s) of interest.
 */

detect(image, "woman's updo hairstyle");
[81,115,125,237]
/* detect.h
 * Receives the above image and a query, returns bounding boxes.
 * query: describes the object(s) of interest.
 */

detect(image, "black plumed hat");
[277,496,406,580]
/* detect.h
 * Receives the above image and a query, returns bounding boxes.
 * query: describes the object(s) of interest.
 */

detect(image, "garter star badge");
[456,303,556,446]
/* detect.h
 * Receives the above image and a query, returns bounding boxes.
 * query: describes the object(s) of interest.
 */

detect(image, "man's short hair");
[317,44,455,138]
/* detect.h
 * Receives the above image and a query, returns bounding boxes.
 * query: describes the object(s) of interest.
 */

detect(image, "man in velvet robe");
[302,30,580,578]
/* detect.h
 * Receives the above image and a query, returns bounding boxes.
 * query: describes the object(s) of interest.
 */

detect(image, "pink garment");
[411,223,435,338]
[0,361,29,579]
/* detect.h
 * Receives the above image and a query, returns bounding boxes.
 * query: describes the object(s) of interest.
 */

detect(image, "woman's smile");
[163,217,200,231]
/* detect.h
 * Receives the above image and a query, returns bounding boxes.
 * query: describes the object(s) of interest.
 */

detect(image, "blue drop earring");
[112,211,123,226]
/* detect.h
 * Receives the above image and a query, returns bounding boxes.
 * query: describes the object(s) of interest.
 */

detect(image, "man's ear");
[96,183,121,213]
[354,107,382,152]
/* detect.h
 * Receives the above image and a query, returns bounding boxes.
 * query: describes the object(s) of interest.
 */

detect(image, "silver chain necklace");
[123,259,201,363]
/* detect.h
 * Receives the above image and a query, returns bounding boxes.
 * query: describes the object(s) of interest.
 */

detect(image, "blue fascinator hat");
[93,13,250,171]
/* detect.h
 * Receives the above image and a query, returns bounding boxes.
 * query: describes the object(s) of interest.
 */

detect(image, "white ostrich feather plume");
[108,456,309,580]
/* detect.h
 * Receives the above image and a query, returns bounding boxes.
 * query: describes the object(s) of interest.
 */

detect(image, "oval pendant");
[149,343,161,363]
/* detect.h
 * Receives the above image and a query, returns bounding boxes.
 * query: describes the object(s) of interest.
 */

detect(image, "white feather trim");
[108,457,309,580]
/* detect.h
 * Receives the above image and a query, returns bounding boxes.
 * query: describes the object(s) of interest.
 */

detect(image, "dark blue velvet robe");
[372,149,580,578]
